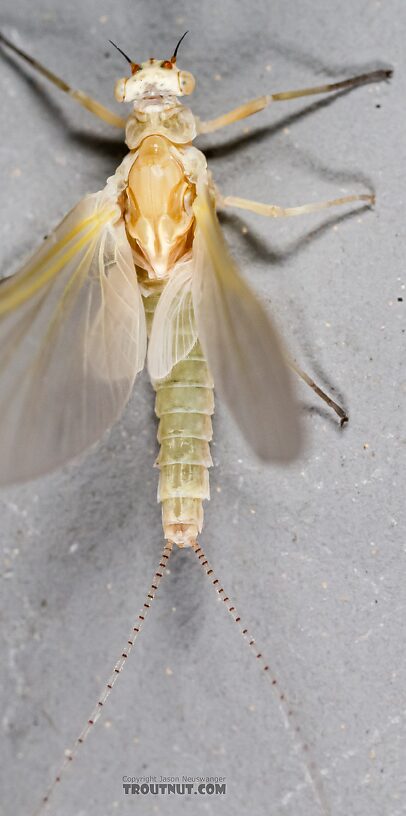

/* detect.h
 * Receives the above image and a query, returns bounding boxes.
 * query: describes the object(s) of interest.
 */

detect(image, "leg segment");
[0,31,126,128]
[287,358,348,425]
[197,95,271,134]
[197,68,392,134]
[218,192,375,218]
[271,69,392,102]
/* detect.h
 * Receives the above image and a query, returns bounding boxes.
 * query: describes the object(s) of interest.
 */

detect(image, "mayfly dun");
[0,29,392,815]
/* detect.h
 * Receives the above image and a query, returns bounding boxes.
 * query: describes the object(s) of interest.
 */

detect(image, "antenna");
[108,39,134,65]
[171,30,189,63]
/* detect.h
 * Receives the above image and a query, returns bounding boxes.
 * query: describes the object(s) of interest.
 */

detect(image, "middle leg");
[216,191,375,218]
[214,185,358,424]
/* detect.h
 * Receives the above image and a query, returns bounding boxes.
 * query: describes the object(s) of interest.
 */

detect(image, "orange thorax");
[125,135,194,278]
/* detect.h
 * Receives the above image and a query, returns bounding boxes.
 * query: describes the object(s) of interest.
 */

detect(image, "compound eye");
[178,71,195,95]
[114,77,127,102]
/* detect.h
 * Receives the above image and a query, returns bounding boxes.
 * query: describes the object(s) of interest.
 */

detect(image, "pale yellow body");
[123,105,213,547]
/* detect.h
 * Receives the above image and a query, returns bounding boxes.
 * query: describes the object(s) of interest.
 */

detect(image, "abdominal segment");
[125,135,195,278]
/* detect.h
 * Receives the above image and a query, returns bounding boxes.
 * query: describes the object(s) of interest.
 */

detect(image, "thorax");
[121,106,206,281]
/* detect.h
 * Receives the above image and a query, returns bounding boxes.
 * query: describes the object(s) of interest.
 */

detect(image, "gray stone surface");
[0,2,404,815]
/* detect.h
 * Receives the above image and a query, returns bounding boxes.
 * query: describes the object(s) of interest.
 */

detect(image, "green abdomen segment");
[144,292,214,547]
[154,346,214,546]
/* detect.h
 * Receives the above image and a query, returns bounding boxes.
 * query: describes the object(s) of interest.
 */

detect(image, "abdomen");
[144,294,214,548]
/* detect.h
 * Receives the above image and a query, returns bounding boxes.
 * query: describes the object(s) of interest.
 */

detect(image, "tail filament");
[34,541,173,815]
[192,541,331,816]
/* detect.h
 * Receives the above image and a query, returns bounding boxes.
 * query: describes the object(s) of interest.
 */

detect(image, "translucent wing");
[192,186,302,462]
[0,191,146,485]
[147,258,197,381]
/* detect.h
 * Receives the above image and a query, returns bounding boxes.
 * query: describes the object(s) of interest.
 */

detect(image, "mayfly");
[0,29,391,815]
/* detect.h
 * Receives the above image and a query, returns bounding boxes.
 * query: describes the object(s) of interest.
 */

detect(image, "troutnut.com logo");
[123,775,227,796]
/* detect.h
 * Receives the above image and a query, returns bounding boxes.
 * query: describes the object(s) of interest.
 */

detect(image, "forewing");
[147,258,197,381]
[0,193,146,485]
[192,187,302,462]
